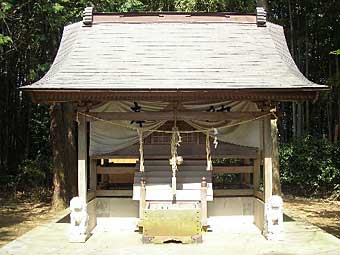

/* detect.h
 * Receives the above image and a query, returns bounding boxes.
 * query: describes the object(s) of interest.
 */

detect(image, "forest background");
[0,0,340,207]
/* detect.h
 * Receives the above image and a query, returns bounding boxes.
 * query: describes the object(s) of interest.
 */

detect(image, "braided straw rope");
[78,111,276,176]
[77,111,274,134]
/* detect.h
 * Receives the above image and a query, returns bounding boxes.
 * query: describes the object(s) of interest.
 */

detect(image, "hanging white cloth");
[89,101,167,156]
[89,100,262,156]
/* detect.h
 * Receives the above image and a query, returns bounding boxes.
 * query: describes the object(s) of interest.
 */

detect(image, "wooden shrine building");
[22,8,327,243]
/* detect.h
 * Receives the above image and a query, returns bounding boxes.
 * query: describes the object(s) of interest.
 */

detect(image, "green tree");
[1,0,340,205]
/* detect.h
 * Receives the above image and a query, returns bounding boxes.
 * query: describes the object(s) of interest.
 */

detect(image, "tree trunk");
[281,103,288,143]
[305,14,310,134]
[306,101,310,134]
[50,103,77,210]
[262,0,268,11]
[292,102,297,138]
[297,102,303,137]
[327,99,333,142]
[327,53,335,142]
[288,0,295,58]
[63,103,78,199]
[257,0,268,10]
[336,55,340,125]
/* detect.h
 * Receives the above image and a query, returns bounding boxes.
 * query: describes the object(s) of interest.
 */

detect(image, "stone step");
[133,160,212,201]
[135,171,211,178]
[139,165,207,172]
[146,201,200,210]
[134,176,212,184]
[142,160,207,167]
[134,182,213,190]
[133,188,213,201]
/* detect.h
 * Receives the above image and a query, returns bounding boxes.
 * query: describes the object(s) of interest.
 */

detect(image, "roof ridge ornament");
[83,7,93,27]
[256,7,267,27]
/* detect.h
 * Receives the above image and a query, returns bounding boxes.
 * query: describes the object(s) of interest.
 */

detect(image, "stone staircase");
[133,159,213,201]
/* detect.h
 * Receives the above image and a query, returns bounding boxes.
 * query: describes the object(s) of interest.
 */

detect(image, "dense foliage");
[0,0,339,197]
[268,0,340,141]
[280,136,340,197]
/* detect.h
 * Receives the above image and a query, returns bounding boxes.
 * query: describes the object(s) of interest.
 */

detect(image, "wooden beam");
[90,143,258,160]
[96,166,136,175]
[263,115,273,202]
[109,159,138,164]
[84,111,267,121]
[29,90,322,104]
[213,166,253,174]
[214,189,254,197]
[108,174,134,183]
[92,154,257,160]
[78,114,88,202]
[96,189,133,197]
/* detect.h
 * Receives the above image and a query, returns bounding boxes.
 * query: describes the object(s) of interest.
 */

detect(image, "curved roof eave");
[21,17,327,100]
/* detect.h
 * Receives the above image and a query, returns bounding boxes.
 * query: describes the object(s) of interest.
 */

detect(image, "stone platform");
[1,210,340,255]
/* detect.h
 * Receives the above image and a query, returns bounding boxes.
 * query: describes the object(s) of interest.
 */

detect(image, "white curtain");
[182,101,261,149]
[89,100,261,156]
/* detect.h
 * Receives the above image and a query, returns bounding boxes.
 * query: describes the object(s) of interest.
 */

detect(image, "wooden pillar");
[263,115,273,202]
[87,158,97,201]
[253,152,261,196]
[241,159,251,187]
[89,159,97,192]
[78,114,88,203]
[271,119,282,196]
[139,178,146,222]
[201,177,208,227]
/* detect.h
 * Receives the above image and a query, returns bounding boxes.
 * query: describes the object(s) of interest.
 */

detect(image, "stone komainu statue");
[264,195,284,240]
[69,197,89,242]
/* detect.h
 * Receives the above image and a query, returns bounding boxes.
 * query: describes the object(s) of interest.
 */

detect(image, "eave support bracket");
[256,7,267,27]
[83,7,93,27]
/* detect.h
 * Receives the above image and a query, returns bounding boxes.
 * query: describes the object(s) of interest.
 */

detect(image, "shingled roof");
[22,11,327,102]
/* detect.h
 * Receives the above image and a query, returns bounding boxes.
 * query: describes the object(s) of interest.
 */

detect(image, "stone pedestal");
[69,197,89,243]
[264,195,284,241]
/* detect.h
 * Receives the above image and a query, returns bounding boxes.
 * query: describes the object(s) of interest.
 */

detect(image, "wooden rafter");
[29,90,321,103]
[83,111,268,121]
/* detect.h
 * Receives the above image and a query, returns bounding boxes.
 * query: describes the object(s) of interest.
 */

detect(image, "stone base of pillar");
[69,233,89,243]
[69,197,90,243]
[263,195,284,241]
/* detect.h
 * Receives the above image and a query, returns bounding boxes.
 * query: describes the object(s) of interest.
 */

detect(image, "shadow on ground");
[283,214,295,222]
[57,214,70,223]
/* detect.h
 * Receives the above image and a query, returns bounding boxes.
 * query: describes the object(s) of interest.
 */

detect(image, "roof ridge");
[93,11,257,16]
[90,12,258,25]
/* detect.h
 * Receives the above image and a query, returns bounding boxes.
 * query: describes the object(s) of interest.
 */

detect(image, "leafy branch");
[330,49,340,55]
[0,33,12,46]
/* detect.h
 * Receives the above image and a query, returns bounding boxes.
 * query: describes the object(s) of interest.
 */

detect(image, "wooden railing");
[213,165,253,174]
[212,152,264,200]
[94,154,264,200]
